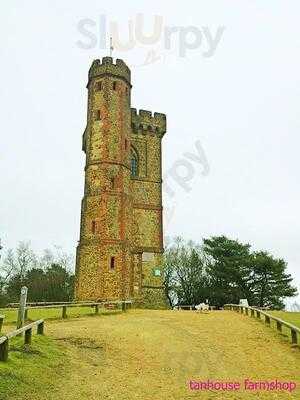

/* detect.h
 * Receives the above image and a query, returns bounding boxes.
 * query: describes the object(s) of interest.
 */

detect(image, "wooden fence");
[0,319,44,362]
[3,300,133,321]
[224,304,300,345]
[0,300,133,362]
[175,305,194,310]
[26,300,132,319]
[174,305,216,311]
[6,301,97,308]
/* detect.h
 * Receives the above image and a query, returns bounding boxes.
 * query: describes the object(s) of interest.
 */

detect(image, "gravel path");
[45,309,300,400]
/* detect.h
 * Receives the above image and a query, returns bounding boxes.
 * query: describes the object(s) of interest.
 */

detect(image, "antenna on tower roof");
[109,37,114,57]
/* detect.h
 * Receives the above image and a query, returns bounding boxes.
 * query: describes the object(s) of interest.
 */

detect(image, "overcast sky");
[1,1,299,302]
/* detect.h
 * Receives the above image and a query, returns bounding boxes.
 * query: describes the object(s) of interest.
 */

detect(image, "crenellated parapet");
[131,108,166,137]
[88,57,131,86]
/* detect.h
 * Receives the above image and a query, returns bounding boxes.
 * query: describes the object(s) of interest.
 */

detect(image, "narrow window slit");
[110,257,115,269]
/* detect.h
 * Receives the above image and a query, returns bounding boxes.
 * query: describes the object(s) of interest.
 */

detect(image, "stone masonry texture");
[75,57,168,308]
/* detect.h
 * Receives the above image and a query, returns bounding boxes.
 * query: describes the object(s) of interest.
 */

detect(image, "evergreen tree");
[251,251,297,309]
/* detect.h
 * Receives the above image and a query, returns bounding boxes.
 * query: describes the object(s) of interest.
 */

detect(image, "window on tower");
[113,81,117,90]
[95,110,101,120]
[110,256,115,269]
[91,220,96,234]
[110,177,115,189]
[130,149,138,178]
[96,81,102,91]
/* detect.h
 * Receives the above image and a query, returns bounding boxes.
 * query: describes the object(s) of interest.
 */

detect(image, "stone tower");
[75,57,167,308]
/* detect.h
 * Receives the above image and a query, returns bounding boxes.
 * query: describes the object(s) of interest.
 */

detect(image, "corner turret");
[88,57,131,87]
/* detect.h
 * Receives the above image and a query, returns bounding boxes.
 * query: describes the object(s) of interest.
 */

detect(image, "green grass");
[268,311,300,329]
[0,335,66,400]
[0,307,122,400]
[0,306,121,328]
[267,311,300,340]
[247,311,300,343]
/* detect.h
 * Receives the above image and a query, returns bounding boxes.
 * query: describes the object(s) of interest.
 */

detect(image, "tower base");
[134,287,169,309]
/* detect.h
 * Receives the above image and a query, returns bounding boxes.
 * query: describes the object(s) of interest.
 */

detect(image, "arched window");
[130,148,138,178]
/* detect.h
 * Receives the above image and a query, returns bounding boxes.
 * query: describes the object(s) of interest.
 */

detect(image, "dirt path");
[45,310,300,400]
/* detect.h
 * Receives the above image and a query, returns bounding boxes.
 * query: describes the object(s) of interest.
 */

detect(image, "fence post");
[24,328,32,345]
[95,305,99,315]
[256,310,261,319]
[0,316,4,333]
[62,306,67,319]
[245,308,249,316]
[37,321,44,335]
[122,302,126,312]
[17,286,28,330]
[0,339,9,362]
[24,308,28,321]
[291,329,298,345]
[265,315,271,326]
[276,321,282,333]
[251,309,255,318]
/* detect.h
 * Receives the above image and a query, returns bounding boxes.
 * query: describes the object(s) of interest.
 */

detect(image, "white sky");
[0,1,299,302]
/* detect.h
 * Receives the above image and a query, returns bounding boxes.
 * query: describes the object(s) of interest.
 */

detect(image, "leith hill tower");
[75,57,167,308]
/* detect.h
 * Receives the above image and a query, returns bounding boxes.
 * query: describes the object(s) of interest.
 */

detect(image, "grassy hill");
[0,310,299,399]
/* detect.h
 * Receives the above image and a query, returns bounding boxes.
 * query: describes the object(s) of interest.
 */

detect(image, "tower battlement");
[88,57,131,86]
[131,108,166,136]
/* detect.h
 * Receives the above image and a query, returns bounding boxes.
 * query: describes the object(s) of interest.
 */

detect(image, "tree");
[1,242,37,301]
[0,243,75,305]
[163,237,209,306]
[16,241,37,281]
[1,249,16,285]
[203,236,298,309]
[24,268,46,301]
[39,246,74,272]
[250,251,297,309]
[42,264,74,302]
[203,236,254,307]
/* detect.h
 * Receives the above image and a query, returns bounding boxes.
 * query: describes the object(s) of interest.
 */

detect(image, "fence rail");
[0,319,44,362]
[2,300,133,322]
[224,304,300,345]
[6,301,101,308]
[174,305,216,311]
